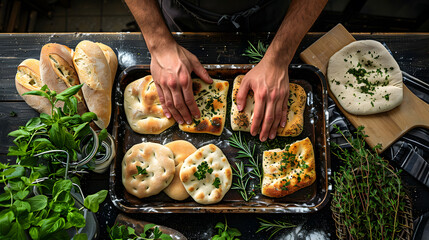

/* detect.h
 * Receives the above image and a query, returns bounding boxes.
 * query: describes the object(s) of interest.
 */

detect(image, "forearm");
[125,0,175,53]
[265,0,327,65]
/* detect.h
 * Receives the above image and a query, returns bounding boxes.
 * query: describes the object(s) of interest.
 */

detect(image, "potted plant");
[0,84,108,239]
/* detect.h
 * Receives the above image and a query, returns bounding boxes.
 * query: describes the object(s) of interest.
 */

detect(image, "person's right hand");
[150,42,212,124]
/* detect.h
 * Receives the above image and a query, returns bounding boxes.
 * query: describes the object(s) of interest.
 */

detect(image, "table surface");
[1,32,429,240]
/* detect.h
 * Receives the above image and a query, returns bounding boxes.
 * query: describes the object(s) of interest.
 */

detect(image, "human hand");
[150,43,212,124]
[236,58,290,142]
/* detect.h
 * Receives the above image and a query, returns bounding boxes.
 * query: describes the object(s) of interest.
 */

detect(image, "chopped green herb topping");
[194,161,213,180]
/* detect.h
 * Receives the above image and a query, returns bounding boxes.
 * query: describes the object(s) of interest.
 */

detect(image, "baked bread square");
[179,79,229,136]
[261,137,316,198]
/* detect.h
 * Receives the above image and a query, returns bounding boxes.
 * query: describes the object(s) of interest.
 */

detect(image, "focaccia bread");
[180,144,232,204]
[15,59,52,114]
[40,43,87,114]
[327,40,403,115]
[163,140,197,201]
[231,75,306,137]
[179,79,229,136]
[124,76,175,134]
[122,142,175,198]
[73,40,113,129]
[262,137,316,198]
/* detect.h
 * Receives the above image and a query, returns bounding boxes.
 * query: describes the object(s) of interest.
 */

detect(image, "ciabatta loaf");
[40,43,87,114]
[73,40,113,129]
[15,59,52,114]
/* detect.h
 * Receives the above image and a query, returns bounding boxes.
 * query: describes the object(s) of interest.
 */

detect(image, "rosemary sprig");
[242,40,268,63]
[331,125,406,240]
[231,161,255,202]
[256,218,296,240]
[229,132,262,186]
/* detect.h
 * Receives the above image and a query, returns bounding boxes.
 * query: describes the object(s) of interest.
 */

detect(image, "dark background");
[1,0,429,33]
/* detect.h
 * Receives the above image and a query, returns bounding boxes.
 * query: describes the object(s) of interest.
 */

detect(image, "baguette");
[40,43,87,114]
[73,40,113,129]
[15,59,52,114]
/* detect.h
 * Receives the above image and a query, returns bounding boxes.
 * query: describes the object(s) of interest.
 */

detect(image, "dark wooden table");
[1,32,428,240]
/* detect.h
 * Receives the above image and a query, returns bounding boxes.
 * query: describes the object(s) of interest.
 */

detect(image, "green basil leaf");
[14,190,29,201]
[81,112,98,122]
[13,199,31,213]
[52,179,72,200]
[67,211,86,228]
[56,84,83,99]
[98,128,108,143]
[39,217,66,237]
[9,179,25,191]
[26,195,48,212]
[64,131,78,151]
[73,233,88,240]
[83,189,107,212]
[22,90,49,98]
[49,122,65,148]
[5,222,26,239]
[25,117,43,131]
[50,201,70,213]
[144,223,156,235]
[160,233,173,240]
[4,166,25,181]
[29,227,39,240]
[227,228,241,237]
[0,210,15,235]
[215,222,225,230]
[0,192,11,203]
[39,113,52,121]
[8,129,31,138]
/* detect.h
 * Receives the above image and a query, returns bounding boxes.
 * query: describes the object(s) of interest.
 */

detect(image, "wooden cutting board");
[300,23,429,152]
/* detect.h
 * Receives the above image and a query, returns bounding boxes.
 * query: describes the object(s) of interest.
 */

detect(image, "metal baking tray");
[110,64,331,213]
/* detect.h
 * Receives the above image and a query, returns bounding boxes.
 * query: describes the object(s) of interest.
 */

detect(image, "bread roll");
[163,140,197,201]
[73,40,113,129]
[15,59,52,114]
[40,43,87,114]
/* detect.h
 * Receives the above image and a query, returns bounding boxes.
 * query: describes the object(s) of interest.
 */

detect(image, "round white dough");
[122,142,175,198]
[327,40,403,115]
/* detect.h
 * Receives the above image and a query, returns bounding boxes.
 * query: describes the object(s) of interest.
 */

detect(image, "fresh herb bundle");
[0,84,108,239]
[108,223,172,240]
[228,132,262,201]
[331,125,407,239]
[242,40,269,63]
[211,219,241,240]
[256,218,296,240]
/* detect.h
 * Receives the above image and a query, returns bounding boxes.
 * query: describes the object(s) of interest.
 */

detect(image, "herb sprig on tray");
[242,40,268,63]
[228,132,262,201]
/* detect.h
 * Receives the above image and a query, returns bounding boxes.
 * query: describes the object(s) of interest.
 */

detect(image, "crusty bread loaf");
[261,137,316,198]
[40,43,87,114]
[73,40,113,129]
[163,140,197,201]
[180,144,232,204]
[15,59,52,114]
[96,42,118,84]
[124,76,175,134]
[122,142,175,198]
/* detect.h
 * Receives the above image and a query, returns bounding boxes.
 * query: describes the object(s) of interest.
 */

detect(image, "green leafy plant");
[211,219,241,240]
[242,40,268,63]
[1,84,108,239]
[107,223,172,240]
[256,218,296,240]
[331,125,406,239]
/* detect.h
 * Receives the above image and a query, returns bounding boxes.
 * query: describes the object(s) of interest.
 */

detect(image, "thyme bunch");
[331,125,406,240]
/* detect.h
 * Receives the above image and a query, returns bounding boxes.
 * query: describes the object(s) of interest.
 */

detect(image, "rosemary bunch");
[242,40,268,63]
[331,125,406,240]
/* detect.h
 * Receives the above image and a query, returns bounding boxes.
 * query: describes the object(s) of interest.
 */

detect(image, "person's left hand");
[236,58,290,142]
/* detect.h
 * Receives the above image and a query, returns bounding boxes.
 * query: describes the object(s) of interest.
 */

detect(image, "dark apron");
[158,0,290,32]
